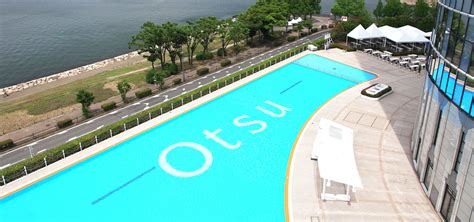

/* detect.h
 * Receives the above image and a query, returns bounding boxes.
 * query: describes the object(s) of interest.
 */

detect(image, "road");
[0,31,329,169]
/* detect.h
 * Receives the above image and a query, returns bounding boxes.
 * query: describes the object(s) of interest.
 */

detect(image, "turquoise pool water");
[0,54,375,222]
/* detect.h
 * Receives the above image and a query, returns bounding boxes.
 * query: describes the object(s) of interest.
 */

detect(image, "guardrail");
[0,42,311,186]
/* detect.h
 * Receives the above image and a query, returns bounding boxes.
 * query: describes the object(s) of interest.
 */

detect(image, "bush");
[321,25,328,30]
[300,32,308,37]
[328,24,334,28]
[173,78,182,86]
[163,63,178,75]
[220,59,231,67]
[197,67,209,76]
[196,52,214,61]
[273,38,285,47]
[0,139,14,151]
[57,119,73,129]
[145,69,157,84]
[217,48,226,57]
[313,38,325,48]
[135,88,152,99]
[287,36,297,42]
[101,101,117,111]
[311,28,319,33]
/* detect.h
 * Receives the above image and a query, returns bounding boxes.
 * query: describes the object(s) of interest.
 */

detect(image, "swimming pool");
[0,54,375,222]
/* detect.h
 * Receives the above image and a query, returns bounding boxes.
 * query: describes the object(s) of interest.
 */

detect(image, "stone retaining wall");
[0,51,140,96]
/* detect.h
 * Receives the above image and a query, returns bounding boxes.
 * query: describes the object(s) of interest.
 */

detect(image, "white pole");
[2,175,5,185]
[149,112,152,120]
[124,123,127,131]
[160,107,163,115]
[136,117,139,125]
[171,102,174,110]
[44,157,48,166]
[95,135,98,144]
[110,129,113,138]
[24,166,28,175]
[79,142,83,151]
[62,150,66,159]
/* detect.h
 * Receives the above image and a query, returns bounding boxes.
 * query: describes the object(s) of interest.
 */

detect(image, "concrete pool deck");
[289,49,440,221]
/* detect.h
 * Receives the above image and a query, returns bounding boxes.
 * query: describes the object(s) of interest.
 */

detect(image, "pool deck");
[0,49,440,221]
[289,49,440,221]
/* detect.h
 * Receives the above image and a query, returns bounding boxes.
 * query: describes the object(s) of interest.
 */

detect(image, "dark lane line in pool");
[280,80,302,94]
[91,167,156,205]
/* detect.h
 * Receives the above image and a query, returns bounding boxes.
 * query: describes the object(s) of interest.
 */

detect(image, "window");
[440,185,456,221]
[432,109,443,147]
[453,131,466,173]
[414,137,422,162]
[423,158,433,189]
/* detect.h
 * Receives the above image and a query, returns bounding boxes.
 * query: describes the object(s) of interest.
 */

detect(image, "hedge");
[0,40,312,185]
[196,52,214,61]
[135,88,152,99]
[197,67,210,76]
[0,139,14,152]
[287,36,297,42]
[220,59,231,67]
[56,119,73,129]
[101,102,117,111]
[163,63,179,75]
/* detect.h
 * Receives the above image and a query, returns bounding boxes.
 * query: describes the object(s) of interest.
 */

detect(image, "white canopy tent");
[346,24,371,46]
[347,24,430,51]
[365,23,384,38]
[312,118,363,202]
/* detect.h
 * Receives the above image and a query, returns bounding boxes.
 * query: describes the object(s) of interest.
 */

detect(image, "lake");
[0,0,378,88]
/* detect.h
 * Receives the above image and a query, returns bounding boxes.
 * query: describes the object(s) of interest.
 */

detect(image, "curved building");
[411,0,473,221]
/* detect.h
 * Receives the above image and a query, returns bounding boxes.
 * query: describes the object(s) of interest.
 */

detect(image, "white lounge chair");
[409,64,419,71]
[399,61,409,67]
[389,57,400,64]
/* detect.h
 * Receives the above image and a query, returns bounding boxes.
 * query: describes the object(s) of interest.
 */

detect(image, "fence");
[0,44,309,186]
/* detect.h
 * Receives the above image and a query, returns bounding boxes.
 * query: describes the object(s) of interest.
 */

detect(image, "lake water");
[0,0,378,88]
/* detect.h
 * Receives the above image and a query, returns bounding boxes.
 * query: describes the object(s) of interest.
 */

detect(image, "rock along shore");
[0,51,140,96]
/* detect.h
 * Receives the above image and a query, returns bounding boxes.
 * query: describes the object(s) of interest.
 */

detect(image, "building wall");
[411,1,473,221]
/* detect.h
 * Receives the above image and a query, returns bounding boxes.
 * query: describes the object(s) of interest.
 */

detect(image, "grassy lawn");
[0,62,150,115]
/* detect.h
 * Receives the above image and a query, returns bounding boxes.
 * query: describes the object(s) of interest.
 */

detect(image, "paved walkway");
[289,49,440,221]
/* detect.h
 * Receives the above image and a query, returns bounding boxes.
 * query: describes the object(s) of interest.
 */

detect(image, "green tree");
[183,22,200,65]
[307,0,321,18]
[331,0,369,17]
[383,0,404,17]
[240,0,289,40]
[414,0,430,18]
[76,90,95,118]
[295,23,304,37]
[145,69,166,89]
[117,80,131,103]
[373,0,384,19]
[196,16,219,55]
[217,19,232,57]
[229,20,250,55]
[129,22,167,70]
[162,22,187,71]
[302,19,313,33]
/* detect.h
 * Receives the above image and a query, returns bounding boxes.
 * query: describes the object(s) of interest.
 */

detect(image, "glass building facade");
[411,1,473,222]
[427,0,473,117]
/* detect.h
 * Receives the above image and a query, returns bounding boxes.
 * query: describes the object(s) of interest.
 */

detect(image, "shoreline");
[0,51,141,96]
